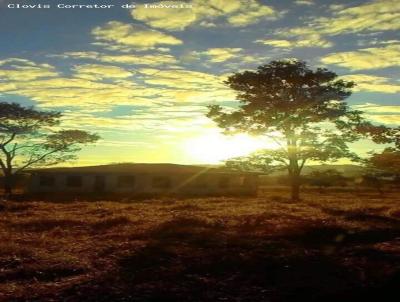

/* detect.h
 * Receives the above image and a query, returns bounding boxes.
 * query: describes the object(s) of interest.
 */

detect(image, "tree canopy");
[207,59,383,200]
[0,102,99,195]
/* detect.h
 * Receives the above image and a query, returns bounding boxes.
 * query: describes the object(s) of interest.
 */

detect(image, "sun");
[184,132,279,164]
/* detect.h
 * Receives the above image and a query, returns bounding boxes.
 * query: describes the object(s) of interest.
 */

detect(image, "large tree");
[207,59,371,200]
[0,102,100,196]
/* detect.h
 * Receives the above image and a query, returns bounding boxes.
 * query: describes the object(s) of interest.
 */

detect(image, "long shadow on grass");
[29,215,400,302]
[109,217,400,301]
[318,207,400,226]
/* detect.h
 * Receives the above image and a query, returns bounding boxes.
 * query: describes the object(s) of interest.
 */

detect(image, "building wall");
[28,172,258,196]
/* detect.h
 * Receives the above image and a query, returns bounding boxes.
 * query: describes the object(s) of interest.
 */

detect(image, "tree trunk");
[3,174,13,197]
[290,174,300,201]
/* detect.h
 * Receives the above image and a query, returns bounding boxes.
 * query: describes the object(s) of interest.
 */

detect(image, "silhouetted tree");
[0,102,99,196]
[306,169,347,192]
[362,148,400,194]
[360,127,400,193]
[359,173,385,195]
[207,59,369,201]
[368,148,400,178]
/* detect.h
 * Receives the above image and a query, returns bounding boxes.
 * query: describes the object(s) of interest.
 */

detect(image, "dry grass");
[0,188,399,301]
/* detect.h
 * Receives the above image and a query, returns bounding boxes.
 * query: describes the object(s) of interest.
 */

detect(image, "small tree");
[360,126,400,193]
[306,169,347,192]
[368,148,400,178]
[207,60,370,201]
[0,102,100,196]
[363,148,400,193]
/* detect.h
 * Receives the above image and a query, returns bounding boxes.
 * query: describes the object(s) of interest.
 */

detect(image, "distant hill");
[302,164,366,177]
[267,164,365,177]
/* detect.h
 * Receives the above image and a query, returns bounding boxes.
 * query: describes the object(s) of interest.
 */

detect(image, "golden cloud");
[57,51,178,66]
[361,114,400,125]
[353,103,400,125]
[73,64,134,80]
[131,0,280,31]
[315,0,400,35]
[0,57,235,113]
[0,72,159,110]
[339,74,400,93]
[132,1,197,31]
[191,48,243,63]
[284,0,400,39]
[91,21,182,51]
[60,105,211,134]
[0,58,59,81]
[265,0,399,51]
[256,34,332,48]
[294,0,314,5]
[321,44,400,70]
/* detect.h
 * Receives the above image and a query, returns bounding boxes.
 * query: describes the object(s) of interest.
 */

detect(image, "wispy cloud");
[321,44,400,70]
[91,21,182,51]
[131,0,281,31]
[55,51,178,66]
[255,34,332,49]
[353,103,400,125]
[189,48,243,63]
[339,74,400,93]
[261,0,399,51]
[294,0,314,6]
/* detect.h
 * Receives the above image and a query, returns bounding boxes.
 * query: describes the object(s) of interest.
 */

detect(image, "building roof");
[30,163,255,175]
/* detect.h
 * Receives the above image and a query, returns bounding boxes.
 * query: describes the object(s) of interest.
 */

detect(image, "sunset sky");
[0,0,399,165]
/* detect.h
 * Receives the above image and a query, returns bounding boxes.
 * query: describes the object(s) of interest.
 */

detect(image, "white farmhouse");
[28,164,258,197]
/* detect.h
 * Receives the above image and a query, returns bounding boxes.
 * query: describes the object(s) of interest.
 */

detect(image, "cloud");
[131,0,281,31]
[263,0,399,51]
[57,51,178,66]
[91,21,182,51]
[60,104,212,135]
[190,48,243,63]
[353,103,400,125]
[255,39,292,48]
[294,0,314,5]
[256,34,332,48]
[0,58,59,81]
[131,1,197,31]
[0,57,235,116]
[287,0,400,38]
[356,39,400,47]
[365,115,400,125]
[139,68,225,89]
[0,77,156,109]
[0,59,158,109]
[136,68,236,104]
[73,64,134,80]
[339,74,400,93]
[316,0,400,35]
[226,0,279,27]
[321,44,400,70]
[354,103,400,114]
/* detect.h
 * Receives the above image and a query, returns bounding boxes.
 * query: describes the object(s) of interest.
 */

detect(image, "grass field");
[1,189,399,301]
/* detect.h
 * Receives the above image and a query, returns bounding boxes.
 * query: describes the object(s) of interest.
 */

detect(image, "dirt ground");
[0,188,399,301]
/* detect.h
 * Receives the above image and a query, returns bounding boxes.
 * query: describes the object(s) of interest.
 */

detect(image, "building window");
[66,175,82,187]
[40,175,55,187]
[118,175,136,188]
[218,176,230,188]
[152,176,171,189]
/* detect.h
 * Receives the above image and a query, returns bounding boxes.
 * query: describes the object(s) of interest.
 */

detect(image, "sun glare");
[184,132,279,164]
